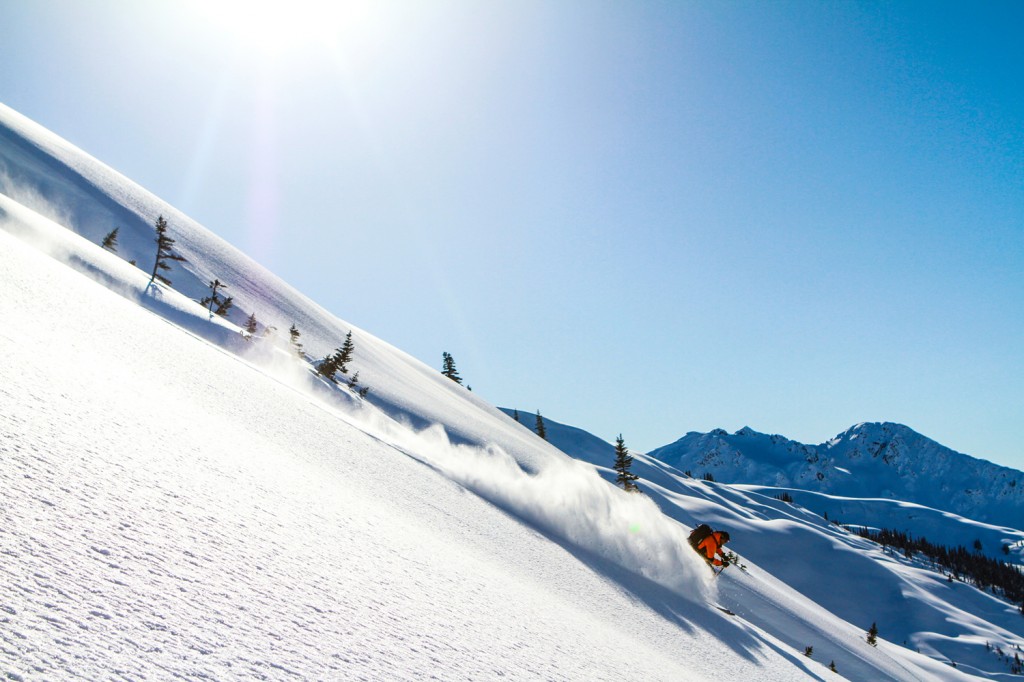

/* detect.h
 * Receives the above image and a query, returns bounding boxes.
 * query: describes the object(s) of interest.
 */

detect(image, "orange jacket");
[697,531,728,566]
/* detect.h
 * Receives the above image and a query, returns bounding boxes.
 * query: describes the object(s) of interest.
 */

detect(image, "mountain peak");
[649,423,1024,528]
[832,421,925,440]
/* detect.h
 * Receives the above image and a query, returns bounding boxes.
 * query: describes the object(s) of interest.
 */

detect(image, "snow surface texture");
[649,425,1024,529]
[0,100,1011,679]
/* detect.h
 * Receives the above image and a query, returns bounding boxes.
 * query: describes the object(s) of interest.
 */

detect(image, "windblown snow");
[2,100,1020,680]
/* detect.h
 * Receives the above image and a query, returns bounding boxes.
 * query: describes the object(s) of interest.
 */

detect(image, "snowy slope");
[0,101,554,472]
[2,198,820,680]
[649,424,1024,530]
[527,411,1024,679]
[0,101,1007,680]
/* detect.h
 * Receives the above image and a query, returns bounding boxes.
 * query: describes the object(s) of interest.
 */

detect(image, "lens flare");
[189,0,365,57]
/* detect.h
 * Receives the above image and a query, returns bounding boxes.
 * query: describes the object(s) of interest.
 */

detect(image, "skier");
[689,524,731,568]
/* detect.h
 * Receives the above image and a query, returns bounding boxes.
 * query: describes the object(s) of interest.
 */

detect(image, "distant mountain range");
[649,422,1024,530]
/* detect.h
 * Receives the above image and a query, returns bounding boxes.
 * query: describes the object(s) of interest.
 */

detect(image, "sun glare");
[190,0,362,57]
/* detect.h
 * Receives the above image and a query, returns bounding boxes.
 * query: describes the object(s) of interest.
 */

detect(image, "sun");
[189,0,363,58]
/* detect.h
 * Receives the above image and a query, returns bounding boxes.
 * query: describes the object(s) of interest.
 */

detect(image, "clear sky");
[2,1,1021,467]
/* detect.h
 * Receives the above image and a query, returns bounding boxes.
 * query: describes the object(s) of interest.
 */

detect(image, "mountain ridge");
[649,421,1024,530]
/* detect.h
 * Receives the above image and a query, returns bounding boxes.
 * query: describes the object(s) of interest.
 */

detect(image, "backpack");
[688,523,713,551]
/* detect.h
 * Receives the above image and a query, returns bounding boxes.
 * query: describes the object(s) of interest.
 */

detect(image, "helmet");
[719,531,730,543]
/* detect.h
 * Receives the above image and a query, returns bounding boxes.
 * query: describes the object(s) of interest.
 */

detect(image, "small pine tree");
[101,227,119,253]
[214,296,233,317]
[289,324,304,358]
[441,352,463,384]
[613,434,640,493]
[867,622,878,647]
[803,646,813,658]
[200,279,231,317]
[244,312,258,336]
[512,409,520,423]
[147,215,186,287]
[317,353,339,382]
[348,371,371,399]
[721,549,747,571]
[828,661,837,673]
[336,331,355,374]
[535,410,547,440]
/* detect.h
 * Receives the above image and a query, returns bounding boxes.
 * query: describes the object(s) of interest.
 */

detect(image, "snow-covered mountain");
[524,411,1024,676]
[649,423,1024,530]
[3,100,1022,680]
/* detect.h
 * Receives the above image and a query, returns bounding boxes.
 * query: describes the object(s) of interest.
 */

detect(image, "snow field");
[0,220,817,680]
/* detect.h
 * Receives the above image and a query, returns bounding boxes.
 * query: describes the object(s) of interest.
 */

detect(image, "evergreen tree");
[199,279,231,317]
[614,434,640,493]
[336,331,355,374]
[214,296,233,317]
[317,353,340,383]
[289,324,304,358]
[318,332,361,384]
[441,352,462,384]
[803,646,813,658]
[147,215,186,287]
[535,410,547,440]
[828,661,837,673]
[244,312,258,336]
[347,370,370,397]
[101,227,119,253]
[867,622,878,647]
[512,409,520,423]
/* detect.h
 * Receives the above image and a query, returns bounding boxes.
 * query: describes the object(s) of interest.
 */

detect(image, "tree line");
[854,526,1024,612]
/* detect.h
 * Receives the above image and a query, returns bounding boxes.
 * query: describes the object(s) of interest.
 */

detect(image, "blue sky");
[2,1,1021,467]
